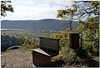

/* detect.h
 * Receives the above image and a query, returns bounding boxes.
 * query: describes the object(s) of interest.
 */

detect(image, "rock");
[7,46,20,50]
[1,49,35,67]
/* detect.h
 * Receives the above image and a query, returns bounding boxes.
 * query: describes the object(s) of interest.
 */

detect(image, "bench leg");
[32,51,51,67]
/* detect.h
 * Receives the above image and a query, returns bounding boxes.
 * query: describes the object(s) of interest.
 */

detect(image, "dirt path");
[1,49,35,67]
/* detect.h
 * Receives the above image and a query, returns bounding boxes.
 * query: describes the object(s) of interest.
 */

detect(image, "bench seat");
[33,48,57,57]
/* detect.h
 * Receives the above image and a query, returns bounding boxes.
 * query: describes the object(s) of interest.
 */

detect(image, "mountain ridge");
[1,19,80,31]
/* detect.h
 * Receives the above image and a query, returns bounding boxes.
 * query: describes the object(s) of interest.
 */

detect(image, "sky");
[1,0,74,20]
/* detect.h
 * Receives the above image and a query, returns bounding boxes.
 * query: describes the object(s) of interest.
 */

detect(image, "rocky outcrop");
[7,46,20,50]
[1,49,35,67]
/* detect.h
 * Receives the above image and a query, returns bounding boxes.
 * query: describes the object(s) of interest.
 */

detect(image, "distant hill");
[1,19,80,30]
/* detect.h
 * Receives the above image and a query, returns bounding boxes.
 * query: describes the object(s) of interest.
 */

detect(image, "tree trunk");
[70,21,72,30]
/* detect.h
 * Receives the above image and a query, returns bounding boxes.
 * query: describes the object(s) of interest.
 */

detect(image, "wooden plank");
[40,37,59,40]
[40,48,58,56]
[40,42,58,48]
[40,39,59,45]
[39,37,59,56]
[33,48,57,57]
[33,48,50,56]
[40,37,59,44]
[40,37,59,47]
[40,44,58,51]
[40,37,59,53]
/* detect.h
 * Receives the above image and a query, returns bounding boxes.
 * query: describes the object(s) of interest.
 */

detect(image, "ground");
[1,49,35,67]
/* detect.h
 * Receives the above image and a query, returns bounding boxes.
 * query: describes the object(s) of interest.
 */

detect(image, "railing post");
[69,33,79,49]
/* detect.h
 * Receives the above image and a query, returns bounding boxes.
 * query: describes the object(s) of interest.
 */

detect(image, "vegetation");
[51,29,99,66]
[19,37,39,51]
[57,5,77,30]
[1,1,14,16]
[77,17,99,55]
[51,1,99,67]
[1,30,53,38]
[1,35,24,52]
[1,30,52,52]
[76,1,99,56]
[74,1,99,18]
[1,30,35,37]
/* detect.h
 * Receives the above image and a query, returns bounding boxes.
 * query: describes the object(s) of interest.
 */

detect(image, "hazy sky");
[1,0,73,20]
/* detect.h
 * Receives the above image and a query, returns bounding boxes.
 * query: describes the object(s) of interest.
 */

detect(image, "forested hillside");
[1,35,24,52]
[1,19,79,30]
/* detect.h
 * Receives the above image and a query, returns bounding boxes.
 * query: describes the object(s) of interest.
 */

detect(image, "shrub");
[51,29,81,65]
[20,37,39,50]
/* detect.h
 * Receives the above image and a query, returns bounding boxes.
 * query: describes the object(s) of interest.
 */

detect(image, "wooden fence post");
[69,33,79,49]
